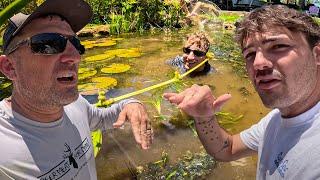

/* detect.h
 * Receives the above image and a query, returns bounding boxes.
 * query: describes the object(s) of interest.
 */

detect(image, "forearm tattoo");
[196,117,231,157]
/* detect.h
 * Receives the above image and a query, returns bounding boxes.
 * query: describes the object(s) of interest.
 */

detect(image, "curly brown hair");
[184,32,210,53]
[235,5,320,49]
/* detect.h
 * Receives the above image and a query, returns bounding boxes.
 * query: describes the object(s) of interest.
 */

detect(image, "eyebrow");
[242,35,290,53]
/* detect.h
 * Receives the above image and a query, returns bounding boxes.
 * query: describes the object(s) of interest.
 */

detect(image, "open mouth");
[57,72,76,83]
[257,79,281,90]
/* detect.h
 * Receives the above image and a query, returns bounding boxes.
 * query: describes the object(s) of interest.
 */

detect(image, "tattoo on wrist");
[213,137,230,157]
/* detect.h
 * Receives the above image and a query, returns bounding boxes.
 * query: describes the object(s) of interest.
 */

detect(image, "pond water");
[79,28,270,179]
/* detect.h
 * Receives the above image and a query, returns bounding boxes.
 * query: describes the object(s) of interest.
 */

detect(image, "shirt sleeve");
[78,95,140,131]
[240,114,272,151]
[166,56,186,73]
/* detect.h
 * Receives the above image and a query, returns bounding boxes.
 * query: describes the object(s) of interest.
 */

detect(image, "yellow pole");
[103,58,209,106]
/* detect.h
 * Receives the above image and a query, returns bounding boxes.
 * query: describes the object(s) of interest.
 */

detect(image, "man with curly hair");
[167,32,214,77]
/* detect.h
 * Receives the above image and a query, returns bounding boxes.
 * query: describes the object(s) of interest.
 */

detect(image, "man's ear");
[0,55,17,80]
[313,43,320,65]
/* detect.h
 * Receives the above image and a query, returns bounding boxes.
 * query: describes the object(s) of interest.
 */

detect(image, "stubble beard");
[255,82,293,109]
[18,79,79,109]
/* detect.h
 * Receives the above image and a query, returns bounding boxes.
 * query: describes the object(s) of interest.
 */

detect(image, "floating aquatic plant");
[104,48,142,58]
[111,38,124,41]
[100,63,131,74]
[81,39,117,49]
[216,111,244,129]
[78,77,117,92]
[84,53,115,62]
[78,67,97,80]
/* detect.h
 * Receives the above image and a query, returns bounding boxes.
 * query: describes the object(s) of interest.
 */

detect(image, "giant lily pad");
[78,77,117,92]
[78,68,97,80]
[104,48,142,58]
[81,40,117,49]
[101,63,131,74]
[84,54,115,62]
[81,40,96,46]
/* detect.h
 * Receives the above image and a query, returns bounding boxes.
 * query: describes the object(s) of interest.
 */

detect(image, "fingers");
[113,110,127,128]
[212,93,232,112]
[163,84,200,105]
[173,84,207,108]
[120,103,153,150]
[140,119,153,150]
[130,112,142,144]
[163,92,186,104]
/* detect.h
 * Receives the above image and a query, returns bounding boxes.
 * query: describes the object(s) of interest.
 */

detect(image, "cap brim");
[13,0,92,36]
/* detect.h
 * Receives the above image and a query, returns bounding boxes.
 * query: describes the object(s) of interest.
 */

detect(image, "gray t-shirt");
[0,95,138,180]
[240,102,320,180]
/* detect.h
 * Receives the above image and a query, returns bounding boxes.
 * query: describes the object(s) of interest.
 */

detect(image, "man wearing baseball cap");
[0,0,153,179]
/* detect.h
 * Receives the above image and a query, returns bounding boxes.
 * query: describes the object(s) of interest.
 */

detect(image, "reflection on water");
[80,29,269,179]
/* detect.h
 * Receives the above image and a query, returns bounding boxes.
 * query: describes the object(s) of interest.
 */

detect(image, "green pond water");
[79,28,270,179]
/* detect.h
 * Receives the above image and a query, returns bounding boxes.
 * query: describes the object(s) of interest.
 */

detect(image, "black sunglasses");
[5,33,85,55]
[183,47,206,57]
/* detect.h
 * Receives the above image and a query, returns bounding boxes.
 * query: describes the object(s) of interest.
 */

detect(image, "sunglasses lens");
[183,47,191,54]
[193,50,206,57]
[69,36,85,55]
[30,33,66,54]
[183,47,205,57]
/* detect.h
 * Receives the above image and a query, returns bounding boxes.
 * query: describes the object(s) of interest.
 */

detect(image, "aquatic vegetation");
[91,130,102,157]
[210,32,247,77]
[0,81,11,89]
[104,48,142,58]
[82,39,117,49]
[111,38,124,41]
[0,76,12,100]
[81,40,96,46]
[84,53,115,62]
[94,41,117,47]
[216,111,244,130]
[78,68,97,80]
[238,86,251,96]
[218,12,242,23]
[137,150,216,179]
[78,77,117,92]
[101,63,131,74]
[313,17,320,25]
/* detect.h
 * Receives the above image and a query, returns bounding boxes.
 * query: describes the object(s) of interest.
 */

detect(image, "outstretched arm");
[80,96,153,150]
[164,84,256,161]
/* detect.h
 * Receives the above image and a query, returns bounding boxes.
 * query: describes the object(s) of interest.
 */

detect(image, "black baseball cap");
[2,0,93,54]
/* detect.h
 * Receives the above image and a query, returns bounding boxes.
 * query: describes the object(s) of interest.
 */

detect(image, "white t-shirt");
[0,95,137,180]
[240,102,320,180]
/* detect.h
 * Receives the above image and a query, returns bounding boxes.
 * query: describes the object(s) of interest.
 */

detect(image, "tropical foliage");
[85,0,186,34]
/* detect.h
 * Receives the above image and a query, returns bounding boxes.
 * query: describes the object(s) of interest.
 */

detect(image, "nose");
[59,41,81,64]
[187,51,195,60]
[253,51,273,71]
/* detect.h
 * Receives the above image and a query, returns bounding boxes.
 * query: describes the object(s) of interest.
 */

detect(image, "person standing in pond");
[164,5,320,179]
[166,32,214,77]
[0,0,153,179]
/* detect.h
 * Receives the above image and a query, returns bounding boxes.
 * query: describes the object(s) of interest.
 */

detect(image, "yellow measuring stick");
[99,58,209,106]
